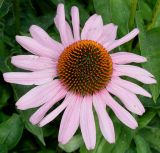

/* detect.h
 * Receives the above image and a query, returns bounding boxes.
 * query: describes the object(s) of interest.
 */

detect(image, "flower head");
[3,4,156,150]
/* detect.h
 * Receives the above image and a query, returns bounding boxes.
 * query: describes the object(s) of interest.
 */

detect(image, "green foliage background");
[0,0,160,152]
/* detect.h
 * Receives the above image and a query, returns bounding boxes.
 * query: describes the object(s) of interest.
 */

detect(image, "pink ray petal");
[29,25,63,53]
[15,80,61,110]
[87,28,103,41]
[30,88,67,125]
[54,4,74,46]
[98,23,117,44]
[81,14,103,40]
[107,82,145,115]
[101,90,138,129]
[11,55,56,71]
[54,4,67,46]
[107,28,139,51]
[71,6,80,41]
[113,71,156,84]
[111,52,147,64]
[112,77,151,97]
[38,92,74,126]
[80,96,96,150]
[93,93,115,143]
[3,69,56,86]
[114,64,154,77]
[16,36,59,58]
[3,69,56,85]
[58,94,83,144]
[65,22,74,44]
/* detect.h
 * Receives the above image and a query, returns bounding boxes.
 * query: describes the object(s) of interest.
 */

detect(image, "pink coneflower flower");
[3,4,156,150]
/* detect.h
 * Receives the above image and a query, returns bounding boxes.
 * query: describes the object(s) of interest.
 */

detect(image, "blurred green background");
[1,0,160,152]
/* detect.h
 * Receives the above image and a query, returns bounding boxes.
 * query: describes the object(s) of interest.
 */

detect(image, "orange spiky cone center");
[57,40,113,96]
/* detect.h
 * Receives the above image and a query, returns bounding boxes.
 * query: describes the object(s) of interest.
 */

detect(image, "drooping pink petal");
[58,95,83,144]
[114,64,154,77]
[81,14,103,40]
[112,77,151,97]
[101,90,138,129]
[107,82,145,115]
[16,36,59,58]
[98,23,117,45]
[111,52,147,64]
[54,4,74,46]
[71,6,80,41]
[29,25,63,53]
[11,55,56,71]
[15,80,62,110]
[113,71,156,84]
[107,28,139,51]
[3,69,56,86]
[80,96,96,150]
[38,92,73,126]
[93,93,115,143]
[30,88,67,125]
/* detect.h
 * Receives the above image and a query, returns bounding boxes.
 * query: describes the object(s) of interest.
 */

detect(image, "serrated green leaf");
[134,135,151,153]
[0,114,23,150]
[59,134,83,153]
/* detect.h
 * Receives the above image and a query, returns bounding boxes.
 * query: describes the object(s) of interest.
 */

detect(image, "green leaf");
[0,0,4,8]
[93,0,111,23]
[134,135,151,153]
[59,134,83,153]
[138,0,152,22]
[38,150,56,153]
[140,96,160,108]
[147,0,160,30]
[125,148,137,153]
[21,110,46,146]
[0,144,8,153]
[0,84,10,109]
[110,0,130,35]
[139,127,160,152]
[138,110,156,128]
[0,112,10,123]
[111,126,135,153]
[136,11,160,102]
[0,0,12,18]
[0,114,23,150]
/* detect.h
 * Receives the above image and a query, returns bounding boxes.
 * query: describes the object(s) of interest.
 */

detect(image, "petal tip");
[38,121,45,127]
[15,35,22,41]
